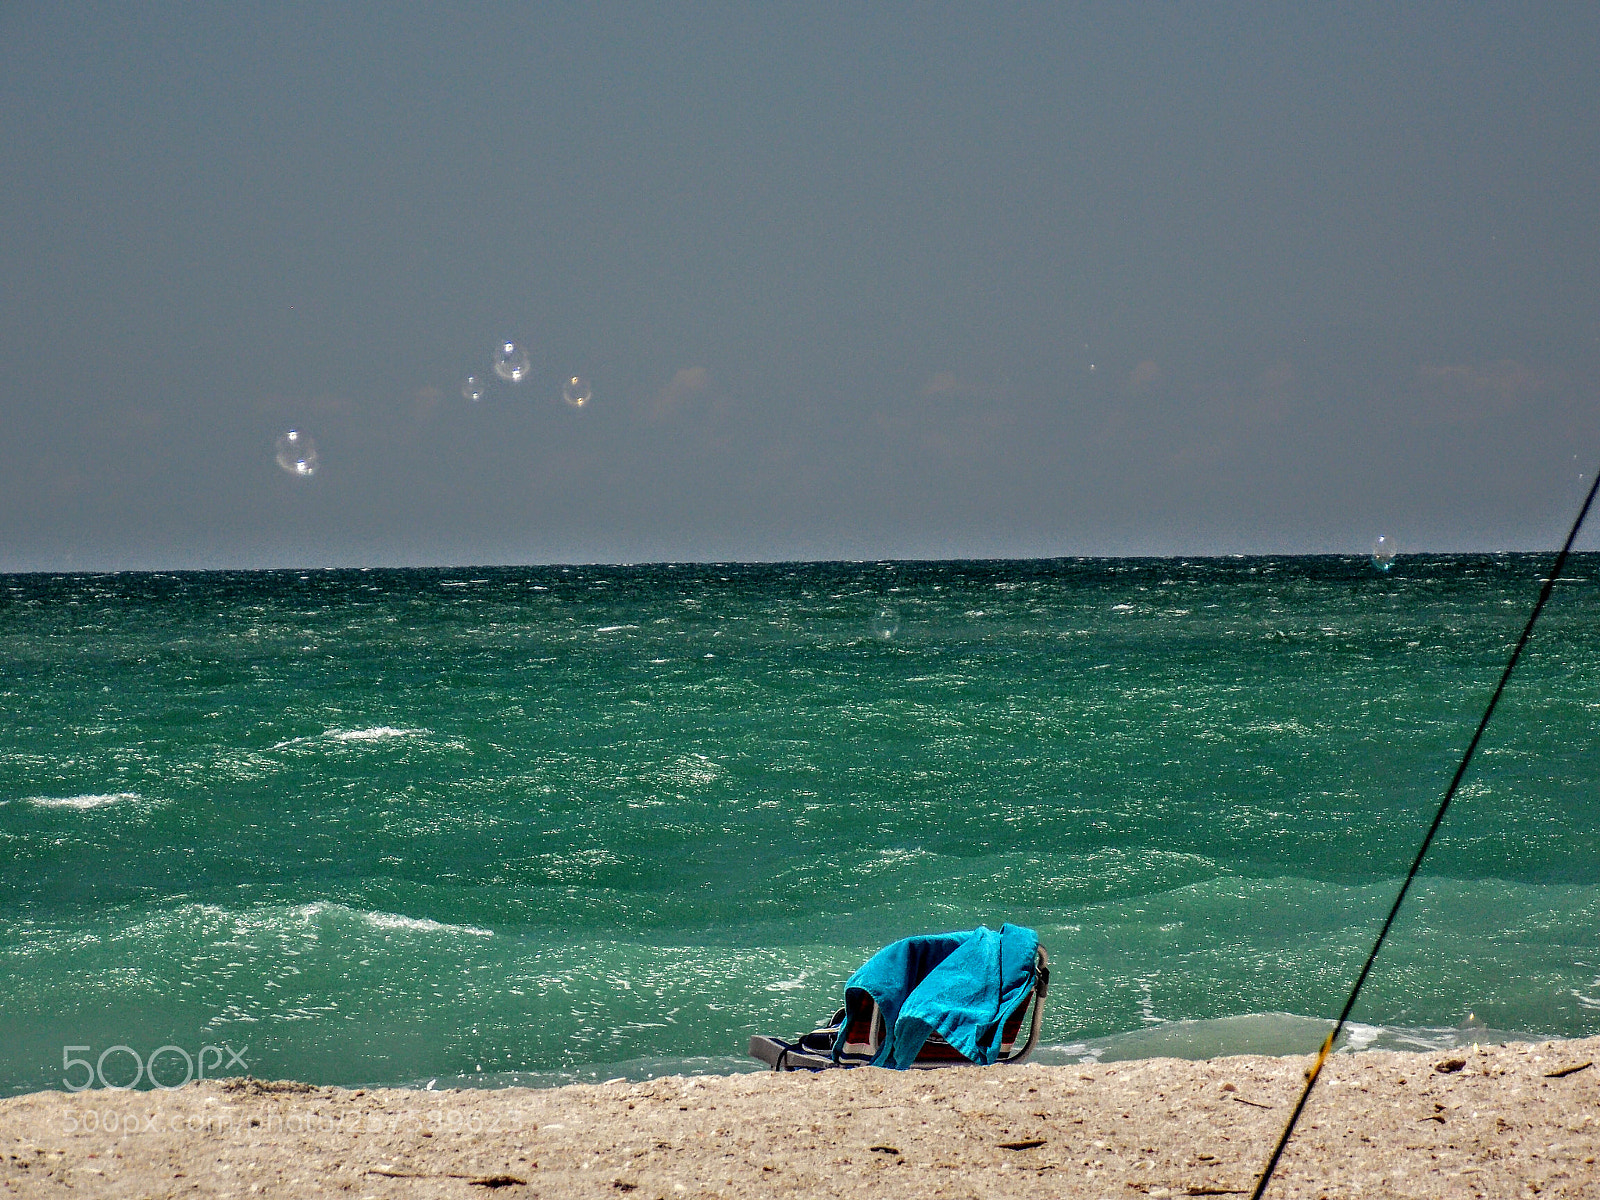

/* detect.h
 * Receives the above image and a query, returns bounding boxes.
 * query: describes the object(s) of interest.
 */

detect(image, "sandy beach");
[2,1036,1596,1198]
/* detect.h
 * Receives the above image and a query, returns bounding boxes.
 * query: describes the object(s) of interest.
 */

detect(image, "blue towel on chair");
[834,924,1040,1069]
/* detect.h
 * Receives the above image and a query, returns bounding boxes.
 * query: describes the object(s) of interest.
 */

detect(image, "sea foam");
[24,792,140,810]
[363,911,494,938]
[271,726,428,750]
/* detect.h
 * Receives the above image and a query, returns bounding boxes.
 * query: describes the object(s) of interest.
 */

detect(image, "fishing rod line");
[1249,462,1600,1200]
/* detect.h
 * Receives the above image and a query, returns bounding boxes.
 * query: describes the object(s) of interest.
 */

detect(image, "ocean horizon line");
[5,547,1597,580]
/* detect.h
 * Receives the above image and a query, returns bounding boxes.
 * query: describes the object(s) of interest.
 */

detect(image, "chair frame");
[749,946,1049,1072]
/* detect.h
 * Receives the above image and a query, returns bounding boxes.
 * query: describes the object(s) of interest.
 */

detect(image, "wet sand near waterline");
[2,1037,1597,1198]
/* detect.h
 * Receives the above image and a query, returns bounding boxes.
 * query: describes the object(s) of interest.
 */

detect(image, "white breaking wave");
[272,727,428,750]
[1037,1012,1541,1067]
[764,970,812,992]
[25,792,141,810]
[328,726,425,742]
[363,911,494,938]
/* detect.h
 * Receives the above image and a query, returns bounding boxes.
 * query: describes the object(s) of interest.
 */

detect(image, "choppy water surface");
[1,557,1596,1094]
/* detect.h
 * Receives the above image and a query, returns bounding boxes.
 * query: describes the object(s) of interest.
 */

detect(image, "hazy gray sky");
[3,3,1597,569]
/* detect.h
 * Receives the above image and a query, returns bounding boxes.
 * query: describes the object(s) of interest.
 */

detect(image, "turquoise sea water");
[1,557,1597,1096]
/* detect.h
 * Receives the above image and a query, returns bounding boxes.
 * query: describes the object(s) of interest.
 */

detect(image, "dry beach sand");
[3,1036,1597,1198]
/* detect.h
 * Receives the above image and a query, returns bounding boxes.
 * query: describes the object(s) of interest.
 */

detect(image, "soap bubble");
[561,374,592,408]
[274,430,319,477]
[462,374,486,402]
[1371,534,1396,571]
[872,606,900,640]
[492,341,530,383]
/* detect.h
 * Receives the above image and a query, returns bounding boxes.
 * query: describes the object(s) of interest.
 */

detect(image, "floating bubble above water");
[561,374,592,408]
[492,341,530,383]
[462,374,486,402]
[274,430,319,477]
[872,606,900,640]
[1371,534,1397,571]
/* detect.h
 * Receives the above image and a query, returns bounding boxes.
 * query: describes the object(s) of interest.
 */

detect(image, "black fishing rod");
[1250,463,1600,1200]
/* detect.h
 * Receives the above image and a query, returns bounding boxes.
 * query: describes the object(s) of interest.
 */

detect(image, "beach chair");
[750,924,1049,1072]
